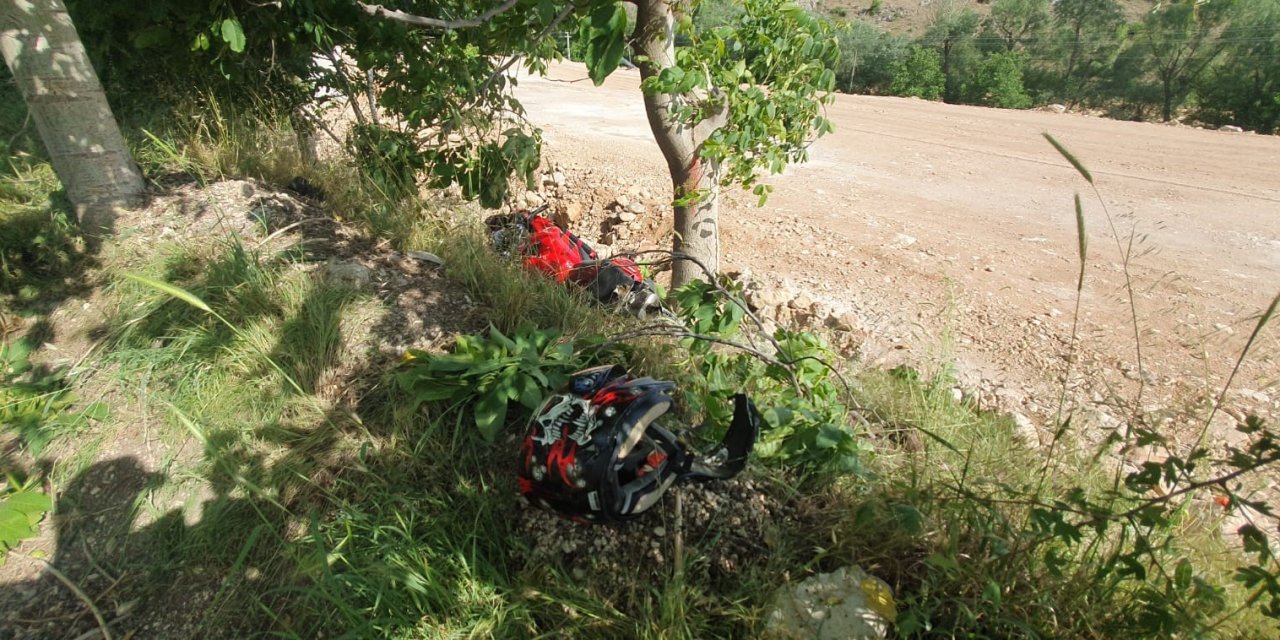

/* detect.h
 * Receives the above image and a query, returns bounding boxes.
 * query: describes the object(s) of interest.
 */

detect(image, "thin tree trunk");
[671,156,721,286]
[634,0,728,288]
[1,0,145,235]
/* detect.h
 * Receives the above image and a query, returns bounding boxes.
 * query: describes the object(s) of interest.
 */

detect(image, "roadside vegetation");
[3,1,1280,638]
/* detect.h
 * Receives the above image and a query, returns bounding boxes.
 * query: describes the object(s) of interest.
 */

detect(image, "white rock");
[746,285,786,310]
[406,251,444,266]
[1239,389,1271,404]
[618,211,637,223]
[1011,412,1040,447]
[322,260,372,289]
[888,233,917,249]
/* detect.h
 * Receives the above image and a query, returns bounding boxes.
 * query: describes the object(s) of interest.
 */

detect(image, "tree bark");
[633,0,727,288]
[671,156,722,286]
[1,0,145,235]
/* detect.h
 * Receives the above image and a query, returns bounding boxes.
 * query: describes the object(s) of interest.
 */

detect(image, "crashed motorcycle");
[485,205,665,319]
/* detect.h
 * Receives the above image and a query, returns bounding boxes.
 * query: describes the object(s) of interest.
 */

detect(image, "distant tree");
[1051,0,1124,103]
[1099,36,1163,119]
[1137,0,1235,121]
[924,3,981,103]
[1198,0,1280,132]
[890,45,946,100]
[986,0,1050,52]
[1,0,144,234]
[833,19,909,94]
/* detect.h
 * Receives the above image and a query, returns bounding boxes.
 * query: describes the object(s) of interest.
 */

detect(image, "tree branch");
[356,0,520,29]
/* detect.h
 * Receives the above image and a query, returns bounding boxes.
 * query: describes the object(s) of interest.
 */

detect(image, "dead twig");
[41,560,113,640]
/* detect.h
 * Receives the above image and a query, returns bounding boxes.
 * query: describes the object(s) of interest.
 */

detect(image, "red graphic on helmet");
[546,433,578,486]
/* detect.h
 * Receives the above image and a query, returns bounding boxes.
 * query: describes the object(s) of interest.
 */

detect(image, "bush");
[967,51,1033,108]
[890,46,946,100]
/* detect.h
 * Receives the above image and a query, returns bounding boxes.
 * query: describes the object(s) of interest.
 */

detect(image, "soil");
[513,61,1280,448]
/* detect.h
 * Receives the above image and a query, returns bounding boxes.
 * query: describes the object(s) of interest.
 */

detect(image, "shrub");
[890,45,946,100]
[967,51,1033,108]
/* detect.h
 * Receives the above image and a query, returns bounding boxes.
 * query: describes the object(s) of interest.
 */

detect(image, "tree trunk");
[634,0,728,289]
[1161,80,1174,122]
[671,156,722,286]
[942,40,955,103]
[1,0,144,235]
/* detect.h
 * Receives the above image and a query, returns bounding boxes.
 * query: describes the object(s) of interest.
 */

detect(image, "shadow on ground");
[0,177,530,637]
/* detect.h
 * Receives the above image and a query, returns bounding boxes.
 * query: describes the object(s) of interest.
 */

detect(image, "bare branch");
[357,0,520,29]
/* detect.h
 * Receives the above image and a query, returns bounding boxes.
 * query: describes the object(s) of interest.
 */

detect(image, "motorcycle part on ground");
[517,365,762,523]
[485,208,665,319]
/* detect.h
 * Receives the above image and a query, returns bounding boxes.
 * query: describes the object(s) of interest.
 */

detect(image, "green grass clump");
[0,160,84,299]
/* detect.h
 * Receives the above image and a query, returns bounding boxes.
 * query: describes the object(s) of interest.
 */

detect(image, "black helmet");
[517,365,761,523]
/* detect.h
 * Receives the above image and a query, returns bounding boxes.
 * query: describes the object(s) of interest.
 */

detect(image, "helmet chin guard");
[517,366,762,523]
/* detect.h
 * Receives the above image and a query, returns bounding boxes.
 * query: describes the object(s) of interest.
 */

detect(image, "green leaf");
[982,580,1002,607]
[488,324,516,353]
[584,3,627,85]
[1,491,53,518]
[412,385,462,406]
[474,391,509,442]
[893,503,925,535]
[0,509,34,545]
[191,32,210,52]
[1174,558,1193,591]
[220,18,246,54]
[516,375,544,410]
[926,552,959,574]
[815,423,847,449]
[0,489,52,552]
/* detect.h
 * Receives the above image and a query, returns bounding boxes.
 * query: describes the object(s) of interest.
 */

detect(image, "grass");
[4,97,1280,639]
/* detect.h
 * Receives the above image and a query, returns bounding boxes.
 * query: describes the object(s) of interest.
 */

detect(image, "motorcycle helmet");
[518,365,761,523]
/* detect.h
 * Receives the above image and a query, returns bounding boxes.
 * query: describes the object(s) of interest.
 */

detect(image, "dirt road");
[515,61,1280,437]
